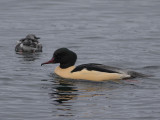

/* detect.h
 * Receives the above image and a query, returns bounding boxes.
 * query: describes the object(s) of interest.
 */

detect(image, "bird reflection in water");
[49,77,78,104]
[49,75,120,104]
[47,75,121,117]
[16,52,41,62]
[48,77,78,117]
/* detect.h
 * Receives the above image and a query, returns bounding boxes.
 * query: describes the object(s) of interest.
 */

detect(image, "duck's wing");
[71,63,124,74]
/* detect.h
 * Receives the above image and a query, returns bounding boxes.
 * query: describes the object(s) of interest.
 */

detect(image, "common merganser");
[41,48,143,81]
[15,34,42,53]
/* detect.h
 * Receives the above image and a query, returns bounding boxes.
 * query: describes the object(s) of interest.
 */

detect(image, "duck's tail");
[127,71,148,78]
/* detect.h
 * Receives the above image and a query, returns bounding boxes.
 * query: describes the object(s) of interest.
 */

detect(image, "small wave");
[0,77,12,81]
[142,65,160,69]
[79,36,105,40]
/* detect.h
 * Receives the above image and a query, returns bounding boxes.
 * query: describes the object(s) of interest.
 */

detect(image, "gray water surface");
[0,0,160,120]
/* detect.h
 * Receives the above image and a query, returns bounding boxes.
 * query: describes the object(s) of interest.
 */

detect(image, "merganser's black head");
[41,48,77,68]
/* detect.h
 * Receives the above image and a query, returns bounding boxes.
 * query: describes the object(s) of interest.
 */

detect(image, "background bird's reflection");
[16,52,41,62]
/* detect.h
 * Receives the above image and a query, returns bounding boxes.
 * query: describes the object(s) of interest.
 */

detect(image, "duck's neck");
[60,63,75,69]
[58,65,75,70]
[55,66,75,74]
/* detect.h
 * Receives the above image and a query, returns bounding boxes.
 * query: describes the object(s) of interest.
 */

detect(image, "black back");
[71,63,122,73]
